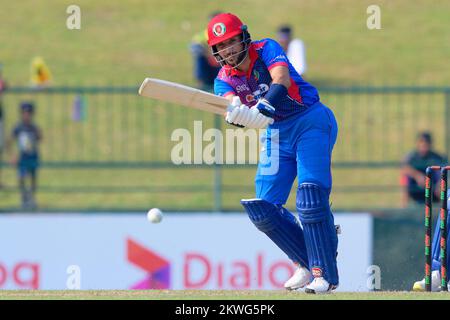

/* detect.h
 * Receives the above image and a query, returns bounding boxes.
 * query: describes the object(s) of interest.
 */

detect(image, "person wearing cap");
[276,25,307,76]
[412,196,450,292]
[207,13,339,293]
[401,131,447,207]
[8,102,42,210]
[0,64,7,188]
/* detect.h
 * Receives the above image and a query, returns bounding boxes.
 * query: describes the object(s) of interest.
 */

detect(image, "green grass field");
[0,89,446,211]
[1,290,450,300]
[1,1,450,211]
[1,0,449,85]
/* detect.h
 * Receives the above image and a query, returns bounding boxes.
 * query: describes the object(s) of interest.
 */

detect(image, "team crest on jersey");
[245,94,255,103]
[236,84,251,93]
[244,84,270,103]
[312,267,323,278]
[212,23,226,37]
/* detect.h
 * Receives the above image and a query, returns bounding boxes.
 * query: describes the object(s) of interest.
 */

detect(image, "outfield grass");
[0,166,408,211]
[0,89,446,211]
[1,290,450,300]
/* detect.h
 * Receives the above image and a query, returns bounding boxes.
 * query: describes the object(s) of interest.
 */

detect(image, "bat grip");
[227,96,242,112]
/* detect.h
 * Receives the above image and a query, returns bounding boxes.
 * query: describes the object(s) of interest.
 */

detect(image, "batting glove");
[225,96,246,127]
[245,107,274,129]
[255,98,276,118]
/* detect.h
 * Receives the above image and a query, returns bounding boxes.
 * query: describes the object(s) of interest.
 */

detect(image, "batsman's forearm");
[4,137,13,153]
[265,66,291,109]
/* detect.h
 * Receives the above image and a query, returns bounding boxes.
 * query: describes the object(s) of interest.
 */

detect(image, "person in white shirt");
[277,25,307,76]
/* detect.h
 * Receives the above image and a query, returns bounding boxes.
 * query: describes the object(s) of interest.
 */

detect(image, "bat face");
[138,78,229,115]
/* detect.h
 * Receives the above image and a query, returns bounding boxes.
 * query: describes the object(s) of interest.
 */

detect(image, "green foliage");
[0,1,449,85]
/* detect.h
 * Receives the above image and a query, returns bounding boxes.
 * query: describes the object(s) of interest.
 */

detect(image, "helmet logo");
[212,23,226,37]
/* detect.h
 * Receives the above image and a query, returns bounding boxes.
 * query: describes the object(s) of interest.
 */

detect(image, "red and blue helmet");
[207,13,247,46]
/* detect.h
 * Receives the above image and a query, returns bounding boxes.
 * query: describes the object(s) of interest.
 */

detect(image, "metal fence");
[1,85,449,211]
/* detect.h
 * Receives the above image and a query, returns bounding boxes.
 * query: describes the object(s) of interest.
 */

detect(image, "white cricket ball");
[147,208,163,223]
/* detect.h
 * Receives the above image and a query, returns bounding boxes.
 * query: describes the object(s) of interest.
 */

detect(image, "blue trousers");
[255,101,338,201]
[249,101,339,284]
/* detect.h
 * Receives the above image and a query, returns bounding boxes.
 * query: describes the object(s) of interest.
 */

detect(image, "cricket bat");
[138,78,229,115]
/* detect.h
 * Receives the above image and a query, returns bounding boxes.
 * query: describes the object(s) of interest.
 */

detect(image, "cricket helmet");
[207,13,252,68]
[20,102,34,114]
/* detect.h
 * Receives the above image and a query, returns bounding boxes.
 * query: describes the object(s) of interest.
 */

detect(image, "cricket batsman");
[208,13,339,293]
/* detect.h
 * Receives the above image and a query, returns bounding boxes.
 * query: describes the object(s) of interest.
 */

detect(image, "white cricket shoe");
[304,277,338,294]
[284,266,312,291]
[412,270,441,292]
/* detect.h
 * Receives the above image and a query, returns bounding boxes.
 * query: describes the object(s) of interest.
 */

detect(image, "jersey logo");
[270,54,288,64]
[253,83,269,100]
[212,23,226,37]
[245,84,270,103]
[245,94,255,103]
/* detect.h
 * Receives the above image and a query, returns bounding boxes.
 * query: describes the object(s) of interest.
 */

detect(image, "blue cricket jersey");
[214,38,320,120]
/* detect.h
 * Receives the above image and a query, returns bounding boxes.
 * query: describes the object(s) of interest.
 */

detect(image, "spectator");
[7,102,42,210]
[0,63,6,188]
[30,56,52,88]
[190,12,222,91]
[276,25,307,76]
[401,132,447,207]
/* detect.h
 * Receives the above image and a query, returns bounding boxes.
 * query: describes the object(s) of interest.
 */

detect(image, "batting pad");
[296,183,339,285]
[431,208,450,275]
[241,198,309,267]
